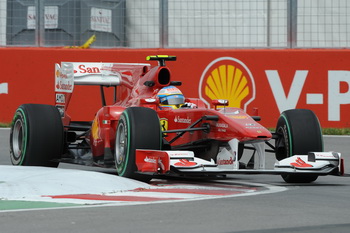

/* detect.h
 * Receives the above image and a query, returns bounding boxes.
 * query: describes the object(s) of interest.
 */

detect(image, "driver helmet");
[157,86,185,109]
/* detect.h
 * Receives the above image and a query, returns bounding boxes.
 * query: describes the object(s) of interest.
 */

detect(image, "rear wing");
[55,62,152,91]
[54,62,150,117]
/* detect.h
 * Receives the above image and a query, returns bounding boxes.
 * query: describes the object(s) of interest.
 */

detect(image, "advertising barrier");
[0,48,349,128]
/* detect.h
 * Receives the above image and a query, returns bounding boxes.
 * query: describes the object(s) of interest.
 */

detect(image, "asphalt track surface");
[0,128,350,233]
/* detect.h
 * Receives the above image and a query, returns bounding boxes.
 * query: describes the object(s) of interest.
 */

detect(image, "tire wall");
[0,47,349,128]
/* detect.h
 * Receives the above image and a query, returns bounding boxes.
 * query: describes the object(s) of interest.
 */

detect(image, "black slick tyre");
[115,107,162,182]
[10,104,64,167]
[275,109,323,183]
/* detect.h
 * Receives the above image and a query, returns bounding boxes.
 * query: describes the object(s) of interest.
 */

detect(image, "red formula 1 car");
[9,55,344,183]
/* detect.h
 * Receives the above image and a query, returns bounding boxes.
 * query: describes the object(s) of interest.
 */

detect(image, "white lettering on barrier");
[266,70,308,113]
[0,83,8,94]
[27,6,58,29]
[328,71,350,121]
[306,93,323,104]
[267,69,350,122]
[91,8,112,33]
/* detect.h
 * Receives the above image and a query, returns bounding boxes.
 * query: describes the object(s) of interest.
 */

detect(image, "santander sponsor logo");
[56,82,73,91]
[75,64,101,74]
[217,157,234,165]
[174,116,191,124]
[144,156,157,164]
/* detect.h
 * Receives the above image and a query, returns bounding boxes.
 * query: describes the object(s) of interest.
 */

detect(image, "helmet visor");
[160,95,185,105]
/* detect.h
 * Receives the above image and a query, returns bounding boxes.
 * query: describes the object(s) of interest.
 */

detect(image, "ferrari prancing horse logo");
[160,118,168,135]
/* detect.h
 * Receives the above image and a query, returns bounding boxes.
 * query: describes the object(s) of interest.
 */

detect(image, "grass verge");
[0,122,11,128]
[262,128,350,136]
[322,128,350,135]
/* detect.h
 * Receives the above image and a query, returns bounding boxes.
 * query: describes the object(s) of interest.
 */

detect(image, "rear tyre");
[275,109,323,183]
[10,104,64,167]
[115,107,161,182]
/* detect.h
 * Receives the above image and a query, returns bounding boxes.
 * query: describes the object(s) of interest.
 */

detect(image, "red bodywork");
[59,58,272,160]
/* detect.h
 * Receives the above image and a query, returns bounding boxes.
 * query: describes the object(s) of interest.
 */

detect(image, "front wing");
[135,150,344,177]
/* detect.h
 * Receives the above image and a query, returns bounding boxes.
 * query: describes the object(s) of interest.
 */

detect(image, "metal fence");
[1,0,350,48]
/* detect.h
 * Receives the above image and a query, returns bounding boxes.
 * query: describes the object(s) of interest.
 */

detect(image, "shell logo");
[199,57,256,111]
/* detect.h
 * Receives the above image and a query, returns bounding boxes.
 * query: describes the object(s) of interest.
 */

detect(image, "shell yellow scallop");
[204,64,250,108]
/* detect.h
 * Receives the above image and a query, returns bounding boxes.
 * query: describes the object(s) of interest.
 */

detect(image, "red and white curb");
[0,165,287,207]
[42,181,263,204]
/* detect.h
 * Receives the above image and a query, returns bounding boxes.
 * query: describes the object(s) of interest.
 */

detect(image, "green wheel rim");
[116,112,131,176]
[11,108,28,165]
[280,113,293,157]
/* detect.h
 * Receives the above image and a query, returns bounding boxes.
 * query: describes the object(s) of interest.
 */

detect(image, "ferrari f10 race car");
[10,55,344,183]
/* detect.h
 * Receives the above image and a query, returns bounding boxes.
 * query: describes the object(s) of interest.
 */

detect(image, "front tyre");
[275,109,323,183]
[10,104,64,167]
[115,107,162,182]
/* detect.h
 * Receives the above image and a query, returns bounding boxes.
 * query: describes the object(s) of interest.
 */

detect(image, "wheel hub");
[12,119,24,160]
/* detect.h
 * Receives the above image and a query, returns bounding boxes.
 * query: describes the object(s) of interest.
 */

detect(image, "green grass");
[322,128,350,135]
[270,128,350,135]
[263,127,350,136]
[0,122,11,128]
[0,200,81,211]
